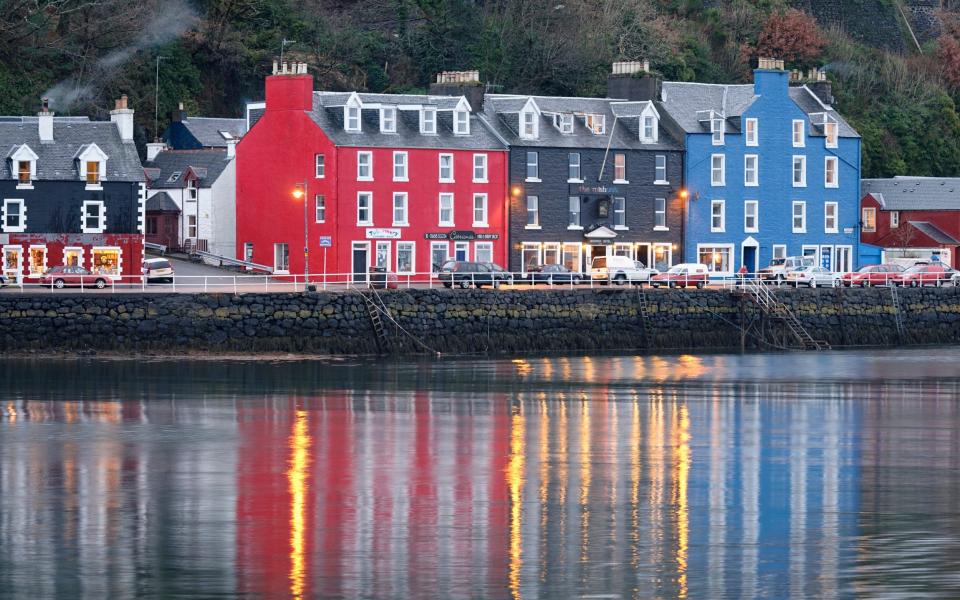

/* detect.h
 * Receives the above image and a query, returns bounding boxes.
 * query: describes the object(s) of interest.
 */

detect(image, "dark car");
[527,263,582,285]
[40,265,110,289]
[438,261,510,289]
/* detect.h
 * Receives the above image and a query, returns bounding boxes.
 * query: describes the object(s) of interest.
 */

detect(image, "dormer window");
[345,100,362,133]
[585,114,605,135]
[641,115,658,143]
[421,107,437,134]
[86,161,100,184]
[711,118,724,145]
[380,107,396,133]
[17,161,30,184]
[555,113,573,134]
[454,109,469,135]
[825,121,838,148]
[75,143,107,189]
[521,110,537,139]
[10,144,38,188]
[187,178,198,200]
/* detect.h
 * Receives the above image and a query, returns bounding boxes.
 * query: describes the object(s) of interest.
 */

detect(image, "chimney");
[146,140,167,162]
[606,60,660,101]
[225,137,237,159]
[806,68,833,106]
[38,98,54,142]
[753,57,788,97]
[428,70,485,112]
[110,94,135,142]
[265,61,314,112]
[171,101,187,123]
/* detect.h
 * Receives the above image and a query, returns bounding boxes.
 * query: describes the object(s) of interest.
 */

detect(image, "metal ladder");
[636,285,651,347]
[358,290,392,353]
[740,279,830,350]
[889,284,906,342]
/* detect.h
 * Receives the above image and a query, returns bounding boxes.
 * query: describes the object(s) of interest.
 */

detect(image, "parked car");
[526,263,583,285]
[438,261,510,289]
[758,256,815,282]
[40,266,110,289]
[0,273,6,288]
[896,263,956,287]
[142,257,175,283]
[841,264,904,287]
[650,263,709,289]
[787,265,841,288]
[590,255,659,285]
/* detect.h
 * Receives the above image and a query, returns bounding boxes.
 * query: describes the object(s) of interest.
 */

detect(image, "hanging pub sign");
[423,231,500,240]
[570,183,621,195]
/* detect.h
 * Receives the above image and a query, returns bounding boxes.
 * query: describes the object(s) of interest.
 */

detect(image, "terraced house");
[655,58,861,276]
[0,96,145,284]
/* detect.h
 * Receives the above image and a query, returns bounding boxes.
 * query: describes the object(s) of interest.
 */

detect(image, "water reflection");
[1,349,960,598]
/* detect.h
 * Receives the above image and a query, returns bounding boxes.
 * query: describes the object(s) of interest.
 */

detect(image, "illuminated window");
[28,245,46,276]
[91,247,121,276]
[86,161,100,184]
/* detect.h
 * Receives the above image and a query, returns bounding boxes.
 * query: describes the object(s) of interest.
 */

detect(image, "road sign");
[319,236,333,248]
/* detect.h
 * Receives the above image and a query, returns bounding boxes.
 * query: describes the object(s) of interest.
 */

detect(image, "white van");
[590,255,659,284]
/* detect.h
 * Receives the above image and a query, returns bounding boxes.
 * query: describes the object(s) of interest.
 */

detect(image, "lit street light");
[293,181,308,284]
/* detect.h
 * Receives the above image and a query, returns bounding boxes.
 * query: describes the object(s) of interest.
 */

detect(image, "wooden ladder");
[740,279,830,350]
[359,290,392,353]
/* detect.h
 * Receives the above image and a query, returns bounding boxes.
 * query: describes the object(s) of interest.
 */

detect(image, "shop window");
[544,243,560,266]
[63,247,84,268]
[396,242,415,273]
[562,243,581,272]
[431,242,449,272]
[698,245,733,274]
[475,242,493,265]
[522,243,541,273]
[91,247,121,276]
[28,246,46,276]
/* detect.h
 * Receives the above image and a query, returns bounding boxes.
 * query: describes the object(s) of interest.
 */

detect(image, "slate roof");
[908,221,960,245]
[658,81,858,138]
[0,116,144,181]
[144,148,232,189]
[481,94,683,151]
[146,191,180,212]
[307,92,505,150]
[862,177,960,211]
[178,117,246,147]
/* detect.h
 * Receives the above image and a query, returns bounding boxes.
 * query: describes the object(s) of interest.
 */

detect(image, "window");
[167,171,181,183]
[357,192,373,225]
[82,200,105,233]
[393,194,409,226]
[475,242,493,265]
[568,153,581,181]
[825,157,838,188]
[473,154,488,182]
[698,245,733,274]
[793,120,805,147]
[315,154,325,178]
[712,118,724,145]
[421,107,437,134]
[569,196,581,228]
[244,242,254,263]
[546,240,562,264]
[2,199,25,232]
[454,109,469,135]
[744,200,758,233]
[745,118,758,146]
[431,242,449,272]
[825,122,838,148]
[862,207,876,232]
[345,105,361,132]
[526,195,539,227]
[380,107,396,133]
[315,194,325,223]
[393,151,408,181]
[91,247,120,276]
[274,243,289,273]
[187,214,197,238]
[711,200,725,232]
[655,155,667,183]
[642,115,657,142]
[772,245,787,260]
[186,179,197,201]
[146,216,157,235]
[891,211,900,228]
[614,154,627,182]
[792,201,806,233]
[654,197,666,229]
[17,161,30,184]
[526,151,539,181]
[557,113,573,133]
[585,114,605,134]
[521,110,537,138]
[613,197,626,228]
[27,245,46,276]
[439,193,454,226]
[825,201,838,233]
[522,243,541,273]
[744,155,758,186]
[396,242,415,274]
[711,154,725,186]
[439,154,454,182]
[357,152,372,181]
[792,156,806,187]
[63,247,83,268]
[562,243,581,272]
[86,161,100,184]
[472,193,487,226]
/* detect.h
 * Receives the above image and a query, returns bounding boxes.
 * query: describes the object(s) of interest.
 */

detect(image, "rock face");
[1,287,959,355]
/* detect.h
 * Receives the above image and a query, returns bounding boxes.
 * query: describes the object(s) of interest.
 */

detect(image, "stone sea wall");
[1,287,959,356]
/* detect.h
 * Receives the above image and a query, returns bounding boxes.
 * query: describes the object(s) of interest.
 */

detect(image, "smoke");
[43,0,200,111]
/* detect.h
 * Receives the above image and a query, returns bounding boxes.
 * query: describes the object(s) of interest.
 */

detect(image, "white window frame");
[430,241,450,272]
[521,110,538,139]
[654,155,668,184]
[420,107,437,134]
[393,151,408,182]
[439,154,454,183]
[613,153,628,184]
[824,201,838,233]
[744,154,759,187]
[792,201,807,233]
[315,194,325,223]
[697,243,735,275]
[568,152,582,182]
[862,207,876,232]
[374,241,391,270]
[772,245,787,260]
[474,241,494,264]
[439,193,454,227]
[711,154,725,186]
[78,144,107,190]
[90,246,123,279]
[568,196,582,229]
[891,211,900,228]
[315,154,325,178]
[745,118,758,146]
[521,242,541,274]
[473,154,488,183]
[63,246,84,269]
[825,122,838,148]
[2,198,26,233]
[710,199,725,232]
[396,241,415,274]
[792,120,805,147]
[392,192,408,226]
[642,115,657,143]
[612,196,627,229]
[585,114,605,135]
[273,242,290,274]
[454,241,470,262]
[525,151,539,182]
[26,244,47,277]
[711,117,724,145]
[454,109,470,135]
[11,145,38,189]
[81,200,106,233]
[187,214,197,239]
[357,191,373,226]
[792,155,806,187]
[357,151,373,181]
[472,193,488,227]
[824,156,839,188]
[744,200,758,233]
[557,113,573,134]
[345,104,361,133]
[526,195,540,229]
[380,107,397,133]
[654,197,667,230]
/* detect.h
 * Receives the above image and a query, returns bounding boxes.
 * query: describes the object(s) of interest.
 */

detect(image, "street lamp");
[292,181,308,283]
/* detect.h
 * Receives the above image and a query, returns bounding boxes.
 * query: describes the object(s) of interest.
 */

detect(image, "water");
[1,349,959,599]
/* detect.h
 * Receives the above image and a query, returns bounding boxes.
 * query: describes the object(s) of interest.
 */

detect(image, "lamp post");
[293,181,309,283]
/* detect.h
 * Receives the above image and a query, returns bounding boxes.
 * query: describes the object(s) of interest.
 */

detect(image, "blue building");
[656,58,861,275]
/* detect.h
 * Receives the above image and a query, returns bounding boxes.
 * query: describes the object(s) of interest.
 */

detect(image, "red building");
[237,63,509,280]
[861,177,960,268]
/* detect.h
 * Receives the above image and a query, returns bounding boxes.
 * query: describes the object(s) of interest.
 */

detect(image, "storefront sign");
[423,231,500,241]
[476,233,500,240]
[570,184,621,195]
[424,233,448,240]
[366,228,401,239]
[448,230,476,241]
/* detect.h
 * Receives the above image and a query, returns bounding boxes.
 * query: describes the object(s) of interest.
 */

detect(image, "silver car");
[786,265,840,288]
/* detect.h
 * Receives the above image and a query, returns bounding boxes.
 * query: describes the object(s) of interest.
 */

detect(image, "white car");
[786,265,840,288]
[142,257,175,283]
[590,255,658,285]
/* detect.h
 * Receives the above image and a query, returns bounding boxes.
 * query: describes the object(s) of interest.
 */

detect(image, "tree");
[752,9,824,67]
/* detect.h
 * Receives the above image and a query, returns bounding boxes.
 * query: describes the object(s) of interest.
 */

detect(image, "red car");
[895,263,955,287]
[41,266,110,289]
[650,263,709,289]
[842,264,904,287]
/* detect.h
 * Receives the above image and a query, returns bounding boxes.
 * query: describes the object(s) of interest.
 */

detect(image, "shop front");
[0,234,143,283]
[423,230,501,272]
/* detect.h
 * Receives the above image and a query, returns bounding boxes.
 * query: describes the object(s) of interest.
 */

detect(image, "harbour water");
[1,349,959,599]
